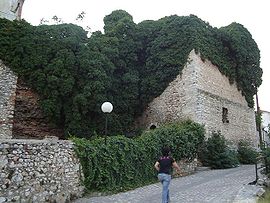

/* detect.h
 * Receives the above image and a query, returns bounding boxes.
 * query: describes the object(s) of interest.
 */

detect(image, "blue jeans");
[158,173,171,203]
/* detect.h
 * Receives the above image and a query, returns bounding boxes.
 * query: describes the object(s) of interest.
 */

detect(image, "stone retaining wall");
[174,159,198,177]
[0,139,84,203]
[0,60,17,139]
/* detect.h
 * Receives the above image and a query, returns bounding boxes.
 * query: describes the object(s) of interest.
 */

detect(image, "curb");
[196,166,211,171]
[232,184,265,203]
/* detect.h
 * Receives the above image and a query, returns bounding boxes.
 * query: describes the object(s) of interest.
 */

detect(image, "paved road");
[73,165,261,203]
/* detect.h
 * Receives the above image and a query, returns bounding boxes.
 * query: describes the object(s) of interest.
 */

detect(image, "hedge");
[72,120,205,193]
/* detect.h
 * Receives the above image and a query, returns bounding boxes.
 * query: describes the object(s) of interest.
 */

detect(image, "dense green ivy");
[72,120,205,192]
[0,10,262,137]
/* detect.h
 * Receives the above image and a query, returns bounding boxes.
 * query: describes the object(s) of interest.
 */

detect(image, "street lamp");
[101,102,113,144]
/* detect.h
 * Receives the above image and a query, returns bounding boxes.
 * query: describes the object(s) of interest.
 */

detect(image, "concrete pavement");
[73,165,264,203]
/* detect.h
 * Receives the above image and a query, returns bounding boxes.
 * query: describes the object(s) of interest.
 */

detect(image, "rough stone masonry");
[0,60,63,139]
[136,50,257,146]
[0,60,17,139]
[0,138,84,203]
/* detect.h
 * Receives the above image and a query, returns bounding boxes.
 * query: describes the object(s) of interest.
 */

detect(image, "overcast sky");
[22,0,269,112]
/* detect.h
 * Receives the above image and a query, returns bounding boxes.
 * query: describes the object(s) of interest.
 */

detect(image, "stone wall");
[0,61,63,139]
[193,51,257,145]
[0,60,17,139]
[136,50,257,146]
[196,89,257,144]
[174,158,199,177]
[261,110,270,145]
[0,139,84,203]
[135,55,197,128]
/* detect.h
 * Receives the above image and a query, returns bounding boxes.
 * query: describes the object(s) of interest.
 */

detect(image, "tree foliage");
[0,10,262,137]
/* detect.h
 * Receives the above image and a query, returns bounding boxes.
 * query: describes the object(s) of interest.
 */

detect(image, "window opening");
[222,107,229,123]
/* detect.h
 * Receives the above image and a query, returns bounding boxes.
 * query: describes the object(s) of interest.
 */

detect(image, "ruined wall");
[12,79,64,139]
[0,61,81,201]
[0,139,84,203]
[135,54,198,129]
[0,60,17,139]
[0,61,63,139]
[196,89,257,145]
[0,60,63,139]
[136,50,257,146]
[193,52,257,145]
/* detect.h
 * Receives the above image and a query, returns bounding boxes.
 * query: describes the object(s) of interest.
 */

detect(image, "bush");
[72,120,205,193]
[261,147,270,176]
[237,140,258,164]
[199,131,239,169]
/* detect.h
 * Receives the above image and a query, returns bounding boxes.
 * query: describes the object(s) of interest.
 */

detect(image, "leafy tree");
[76,11,86,21]
[103,10,141,133]
[219,23,262,107]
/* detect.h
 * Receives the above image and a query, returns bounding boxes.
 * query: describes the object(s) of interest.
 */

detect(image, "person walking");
[154,146,181,203]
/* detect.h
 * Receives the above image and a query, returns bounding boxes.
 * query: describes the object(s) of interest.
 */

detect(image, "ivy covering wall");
[0,10,262,137]
[72,121,205,192]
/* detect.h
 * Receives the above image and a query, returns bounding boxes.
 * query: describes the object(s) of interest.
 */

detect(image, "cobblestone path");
[74,165,259,203]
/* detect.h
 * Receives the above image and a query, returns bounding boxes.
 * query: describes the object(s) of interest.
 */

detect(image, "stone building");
[136,50,257,146]
[261,110,270,145]
[0,0,24,21]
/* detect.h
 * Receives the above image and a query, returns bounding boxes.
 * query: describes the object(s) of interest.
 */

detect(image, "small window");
[222,107,229,123]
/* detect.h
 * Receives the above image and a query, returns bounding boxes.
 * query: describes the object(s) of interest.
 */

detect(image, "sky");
[22,0,269,112]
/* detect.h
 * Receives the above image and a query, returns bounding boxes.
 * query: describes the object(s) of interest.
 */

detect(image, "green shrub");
[261,147,270,176]
[237,140,258,164]
[199,131,239,169]
[258,188,270,203]
[72,120,205,193]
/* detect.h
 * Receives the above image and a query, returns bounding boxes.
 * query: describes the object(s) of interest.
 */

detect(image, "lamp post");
[101,102,113,144]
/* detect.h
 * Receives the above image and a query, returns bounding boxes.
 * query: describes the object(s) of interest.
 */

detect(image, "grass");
[257,188,270,203]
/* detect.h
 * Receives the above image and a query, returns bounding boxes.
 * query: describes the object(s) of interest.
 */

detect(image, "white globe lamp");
[101,102,113,113]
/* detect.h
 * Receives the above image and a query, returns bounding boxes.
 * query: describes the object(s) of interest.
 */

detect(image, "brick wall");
[0,60,63,139]
[12,79,64,139]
